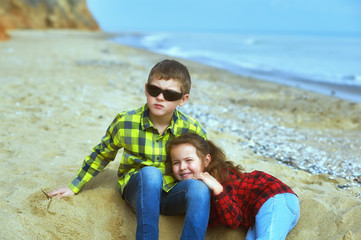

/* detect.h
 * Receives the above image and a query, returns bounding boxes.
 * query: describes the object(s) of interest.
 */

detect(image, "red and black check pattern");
[209,169,295,229]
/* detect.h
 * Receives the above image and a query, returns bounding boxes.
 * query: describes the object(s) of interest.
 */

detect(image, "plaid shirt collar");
[140,104,180,135]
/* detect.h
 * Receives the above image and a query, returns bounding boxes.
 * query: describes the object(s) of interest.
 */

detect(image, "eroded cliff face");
[0,0,99,40]
[0,21,8,40]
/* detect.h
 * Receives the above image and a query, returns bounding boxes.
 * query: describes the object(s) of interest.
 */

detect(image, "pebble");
[182,103,361,188]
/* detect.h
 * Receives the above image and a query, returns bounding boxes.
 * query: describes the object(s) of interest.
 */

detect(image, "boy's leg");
[123,166,163,240]
[160,179,211,240]
[245,193,300,240]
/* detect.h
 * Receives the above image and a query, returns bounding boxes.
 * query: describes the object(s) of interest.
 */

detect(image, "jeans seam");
[139,170,145,239]
[124,175,137,212]
[285,193,299,216]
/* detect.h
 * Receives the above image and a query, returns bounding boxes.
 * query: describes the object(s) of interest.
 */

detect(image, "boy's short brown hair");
[148,59,191,94]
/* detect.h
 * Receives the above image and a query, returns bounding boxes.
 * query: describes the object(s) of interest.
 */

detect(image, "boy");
[49,59,210,240]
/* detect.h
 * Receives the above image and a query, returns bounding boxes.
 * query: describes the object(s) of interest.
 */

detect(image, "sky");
[87,0,361,35]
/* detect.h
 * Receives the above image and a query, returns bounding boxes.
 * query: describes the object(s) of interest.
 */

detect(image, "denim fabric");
[246,193,300,240]
[123,166,163,240]
[123,167,211,240]
[161,179,211,240]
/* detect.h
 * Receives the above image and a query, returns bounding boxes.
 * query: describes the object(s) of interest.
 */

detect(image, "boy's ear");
[178,94,189,106]
[204,154,211,168]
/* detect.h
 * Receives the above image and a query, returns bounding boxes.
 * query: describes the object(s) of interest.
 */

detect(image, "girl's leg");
[245,193,300,240]
[160,179,211,240]
[123,166,163,240]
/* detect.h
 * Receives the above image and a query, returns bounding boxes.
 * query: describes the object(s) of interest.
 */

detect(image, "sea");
[112,31,361,102]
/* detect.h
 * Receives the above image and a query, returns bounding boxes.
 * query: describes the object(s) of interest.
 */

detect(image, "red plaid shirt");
[208,170,296,229]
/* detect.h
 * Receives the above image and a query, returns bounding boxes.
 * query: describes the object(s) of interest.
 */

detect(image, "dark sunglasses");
[146,84,183,101]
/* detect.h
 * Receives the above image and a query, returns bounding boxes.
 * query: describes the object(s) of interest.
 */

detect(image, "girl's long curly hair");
[167,133,244,183]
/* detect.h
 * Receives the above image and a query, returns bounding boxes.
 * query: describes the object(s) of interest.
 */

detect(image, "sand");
[0,30,360,240]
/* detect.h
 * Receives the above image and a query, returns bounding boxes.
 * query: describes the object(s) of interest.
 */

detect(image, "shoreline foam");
[110,31,361,103]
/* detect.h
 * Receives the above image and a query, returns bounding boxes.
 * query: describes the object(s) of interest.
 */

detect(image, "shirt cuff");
[68,176,87,194]
[212,189,229,206]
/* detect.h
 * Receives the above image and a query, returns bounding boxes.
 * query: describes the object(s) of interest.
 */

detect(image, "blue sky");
[87,0,361,35]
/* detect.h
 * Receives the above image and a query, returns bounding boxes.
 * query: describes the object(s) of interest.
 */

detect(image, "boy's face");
[145,78,189,121]
[170,143,210,181]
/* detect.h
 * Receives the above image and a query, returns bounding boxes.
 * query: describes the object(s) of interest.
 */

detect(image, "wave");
[111,32,361,102]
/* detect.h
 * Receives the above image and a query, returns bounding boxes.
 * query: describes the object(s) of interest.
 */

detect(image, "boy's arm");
[69,117,122,194]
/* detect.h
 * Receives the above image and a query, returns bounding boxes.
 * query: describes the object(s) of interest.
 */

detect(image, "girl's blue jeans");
[122,166,211,240]
[245,193,300,240]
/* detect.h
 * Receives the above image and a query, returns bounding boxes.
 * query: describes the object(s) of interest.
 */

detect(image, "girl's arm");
[194,172,243,229]
[193,172,223,195]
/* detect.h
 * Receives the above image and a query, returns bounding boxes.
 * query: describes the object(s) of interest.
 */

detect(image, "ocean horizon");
[111,31,361,103]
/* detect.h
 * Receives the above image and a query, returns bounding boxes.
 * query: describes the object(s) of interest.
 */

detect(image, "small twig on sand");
[41,189,52,212]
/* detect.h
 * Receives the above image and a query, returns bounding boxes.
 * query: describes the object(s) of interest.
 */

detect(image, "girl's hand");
[194,172,224,196]
[48,187,75,199]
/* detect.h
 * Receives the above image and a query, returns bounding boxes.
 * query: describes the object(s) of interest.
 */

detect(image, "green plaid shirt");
[69,104,207,194]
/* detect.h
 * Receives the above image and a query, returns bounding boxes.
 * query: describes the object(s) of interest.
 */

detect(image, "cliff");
[0,0,99,40]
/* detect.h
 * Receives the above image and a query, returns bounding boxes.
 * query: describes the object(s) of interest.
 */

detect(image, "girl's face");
[170,143,210,181]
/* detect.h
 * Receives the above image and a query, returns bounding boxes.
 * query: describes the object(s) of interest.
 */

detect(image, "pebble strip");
[181,103,361,190]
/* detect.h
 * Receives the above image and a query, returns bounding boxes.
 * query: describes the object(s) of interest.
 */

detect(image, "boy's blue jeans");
[123,166,211,240]
[245,193,300,240]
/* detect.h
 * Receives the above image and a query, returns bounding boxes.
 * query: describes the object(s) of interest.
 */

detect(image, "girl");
[167,133,300,240]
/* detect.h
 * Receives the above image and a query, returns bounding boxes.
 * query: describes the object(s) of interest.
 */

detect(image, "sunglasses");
[146,84,183,101]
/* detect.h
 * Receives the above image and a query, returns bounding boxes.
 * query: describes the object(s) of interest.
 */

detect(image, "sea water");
[112,32,361,102]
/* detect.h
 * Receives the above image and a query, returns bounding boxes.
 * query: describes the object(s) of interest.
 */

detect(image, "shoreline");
[177,55,361,103]
[109,31,361,103]
[238,70,361,103]
[258,73,361,103]
[1,30,361,239]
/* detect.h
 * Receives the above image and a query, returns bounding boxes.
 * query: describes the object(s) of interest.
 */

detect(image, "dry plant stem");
[41,189,52,212]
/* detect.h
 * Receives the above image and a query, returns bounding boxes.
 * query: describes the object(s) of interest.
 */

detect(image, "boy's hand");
[48,187,75,198]
[194,172,224,196]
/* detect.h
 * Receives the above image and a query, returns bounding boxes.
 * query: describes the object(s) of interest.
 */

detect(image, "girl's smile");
[170,143,210,181]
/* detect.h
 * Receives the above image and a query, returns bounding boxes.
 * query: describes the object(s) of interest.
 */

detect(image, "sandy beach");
[0,30,360,239]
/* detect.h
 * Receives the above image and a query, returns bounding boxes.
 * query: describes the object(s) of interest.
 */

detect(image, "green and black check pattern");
[69,104,207,194]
